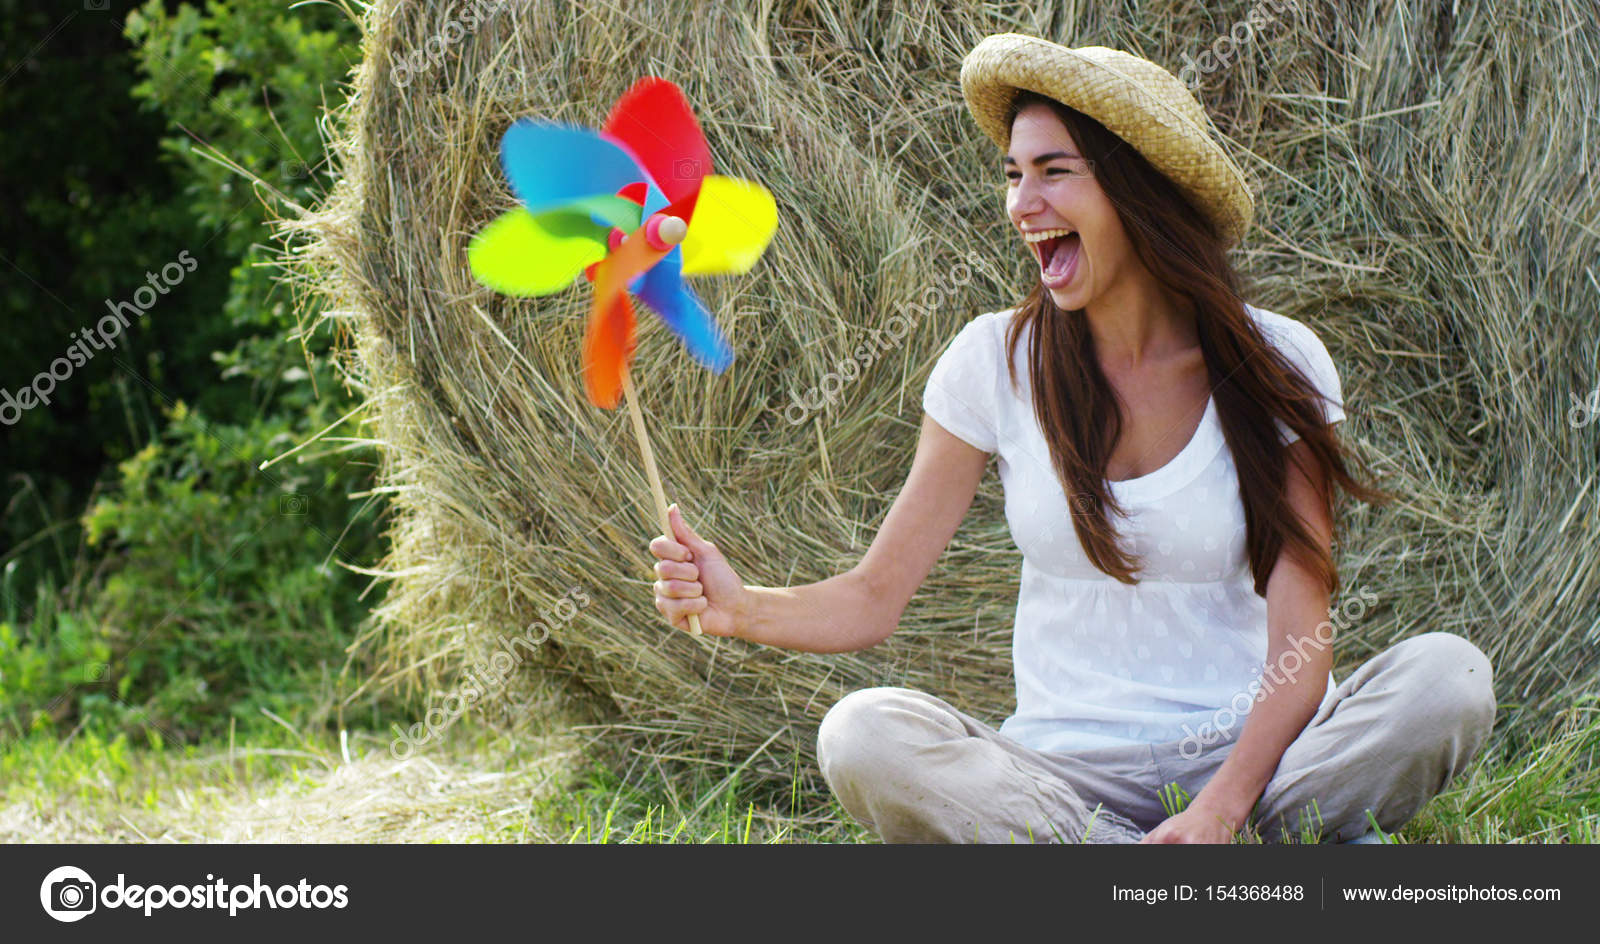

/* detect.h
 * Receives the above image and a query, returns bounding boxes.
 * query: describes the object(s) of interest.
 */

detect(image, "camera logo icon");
[40,866,96,922]
[279,493,308,516]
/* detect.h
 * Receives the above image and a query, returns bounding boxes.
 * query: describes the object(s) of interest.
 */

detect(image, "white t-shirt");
[921,302,1345,754]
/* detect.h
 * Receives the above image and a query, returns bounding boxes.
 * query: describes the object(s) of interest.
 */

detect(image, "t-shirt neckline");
[1106,392,1221,504]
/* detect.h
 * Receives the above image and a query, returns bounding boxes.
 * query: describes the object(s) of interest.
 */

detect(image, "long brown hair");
[1000,90,1393,598]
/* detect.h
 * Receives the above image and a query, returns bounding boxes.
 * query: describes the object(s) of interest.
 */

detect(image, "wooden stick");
[620,366,703,636]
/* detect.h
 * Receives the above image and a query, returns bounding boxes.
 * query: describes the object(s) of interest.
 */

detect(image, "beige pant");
[818,632,1495,843]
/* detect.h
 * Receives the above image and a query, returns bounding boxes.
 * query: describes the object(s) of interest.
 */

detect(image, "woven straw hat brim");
[960,33,1254,246]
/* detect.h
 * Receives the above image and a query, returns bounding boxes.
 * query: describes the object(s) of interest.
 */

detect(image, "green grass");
[545,707,1600,844]
[529,757,873,844]
[0,708,876,843]
[2,702,1594,843]
[1402,705,1600,843]
[1149,705,1600,844]
[0,719,365,840]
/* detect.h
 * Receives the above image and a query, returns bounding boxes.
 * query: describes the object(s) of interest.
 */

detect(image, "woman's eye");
[1006,168,1072,182]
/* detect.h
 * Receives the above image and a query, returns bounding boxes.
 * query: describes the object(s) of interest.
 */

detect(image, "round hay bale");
[288,0,1600,779]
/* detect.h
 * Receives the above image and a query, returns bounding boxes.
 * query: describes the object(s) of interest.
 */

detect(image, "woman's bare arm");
[658,413,989,653]
[1169,439,1336,838]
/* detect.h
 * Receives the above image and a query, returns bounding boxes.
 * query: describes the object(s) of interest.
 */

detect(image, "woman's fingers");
[653,578,703,599]
[653,559,699,581]
[648,506,737,636]
[654,592,707,630]
[649,533,691,562]
[651,535,706,629]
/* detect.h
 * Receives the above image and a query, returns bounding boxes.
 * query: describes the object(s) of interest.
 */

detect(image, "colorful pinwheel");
[467,76,778,635]
[467,75,777,408]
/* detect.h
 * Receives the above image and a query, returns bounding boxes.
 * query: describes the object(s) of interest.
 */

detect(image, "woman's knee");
[816,687,945,784]
[1394,632,1496,738]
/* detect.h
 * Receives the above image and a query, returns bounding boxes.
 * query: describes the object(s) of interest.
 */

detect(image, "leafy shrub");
[72,388,387,740]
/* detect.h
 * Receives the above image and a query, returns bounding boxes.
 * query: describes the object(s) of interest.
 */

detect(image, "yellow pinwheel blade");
[680,174,778,276]
[467,207,609,296]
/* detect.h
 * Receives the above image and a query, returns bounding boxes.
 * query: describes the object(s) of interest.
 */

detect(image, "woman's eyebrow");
[1003,151,1081,166]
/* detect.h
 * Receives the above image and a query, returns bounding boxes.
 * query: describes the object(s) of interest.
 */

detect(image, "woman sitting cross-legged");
[647,34,1495,844]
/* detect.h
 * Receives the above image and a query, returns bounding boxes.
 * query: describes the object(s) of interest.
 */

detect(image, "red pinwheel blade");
[602,77,710,219]
[583,225,673,408]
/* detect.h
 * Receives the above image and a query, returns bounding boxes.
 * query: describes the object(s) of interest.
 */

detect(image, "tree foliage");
[2,0,391,742]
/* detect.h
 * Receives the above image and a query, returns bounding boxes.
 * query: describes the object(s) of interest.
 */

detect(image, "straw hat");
[960,33,1255,246]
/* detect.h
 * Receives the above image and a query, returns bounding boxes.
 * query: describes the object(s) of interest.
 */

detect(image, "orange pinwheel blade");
[581,289,637,409]
[583,225,670,408]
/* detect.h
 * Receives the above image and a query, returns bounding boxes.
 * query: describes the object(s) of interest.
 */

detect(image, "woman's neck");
[1083,279,1199,373]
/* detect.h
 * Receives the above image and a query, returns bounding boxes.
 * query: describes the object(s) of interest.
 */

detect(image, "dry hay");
[283,0,1600,783]
[0,732,577,843]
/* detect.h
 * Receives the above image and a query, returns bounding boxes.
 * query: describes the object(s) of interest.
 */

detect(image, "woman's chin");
[1045,281,1084,308]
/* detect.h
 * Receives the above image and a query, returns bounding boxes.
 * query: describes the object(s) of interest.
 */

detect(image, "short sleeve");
[1271,320,1346,445]
[922,314,1001,453]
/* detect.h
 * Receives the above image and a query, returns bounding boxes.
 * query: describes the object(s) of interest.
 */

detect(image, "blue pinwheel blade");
[502,120,659,230]
[636,254,734,373]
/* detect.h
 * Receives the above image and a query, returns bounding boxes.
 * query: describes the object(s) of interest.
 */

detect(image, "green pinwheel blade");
[468,207,612,296]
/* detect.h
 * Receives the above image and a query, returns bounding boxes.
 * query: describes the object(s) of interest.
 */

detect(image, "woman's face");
[1005,102,1136,312]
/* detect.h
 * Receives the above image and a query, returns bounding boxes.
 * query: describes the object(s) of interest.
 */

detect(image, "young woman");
[648,35,1495,843]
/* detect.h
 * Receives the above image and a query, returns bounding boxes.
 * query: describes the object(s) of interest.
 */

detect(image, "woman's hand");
[1139,805,1238,844]
[647,503,749,637]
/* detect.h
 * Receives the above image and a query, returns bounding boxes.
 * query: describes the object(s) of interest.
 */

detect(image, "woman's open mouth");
[1033,231,1081,289]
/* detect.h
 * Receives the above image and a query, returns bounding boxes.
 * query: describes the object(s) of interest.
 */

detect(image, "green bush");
[0,0,394,745]
[0,567,113,737]
[76,390,386,740]
[0,381,390,743]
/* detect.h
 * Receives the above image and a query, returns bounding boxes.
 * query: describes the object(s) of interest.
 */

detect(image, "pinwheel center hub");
[606,213,689,255]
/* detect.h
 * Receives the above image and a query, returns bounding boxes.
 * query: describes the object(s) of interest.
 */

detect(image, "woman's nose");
[1009,175,1044,217]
